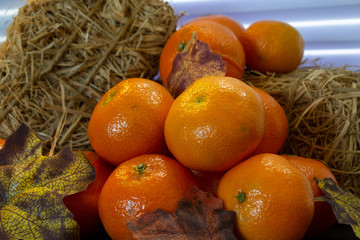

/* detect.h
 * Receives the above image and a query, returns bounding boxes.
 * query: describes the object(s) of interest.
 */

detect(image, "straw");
[244,64,360,196]
[0,0,177,153]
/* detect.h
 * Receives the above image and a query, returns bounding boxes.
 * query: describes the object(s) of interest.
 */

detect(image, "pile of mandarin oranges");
[0,15,338,240]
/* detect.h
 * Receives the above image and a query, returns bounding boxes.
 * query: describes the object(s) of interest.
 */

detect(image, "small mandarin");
[164,76,265,172]
[282,155,338,238]
[159,20,246,87]
[98,154,198,240]
[241,20,304,73]
[249,86,288,156]
[0,138,4,149]
[63,151,115,238]
[185,14,246,41]
[217,153,314,240]
[88,78,174,166]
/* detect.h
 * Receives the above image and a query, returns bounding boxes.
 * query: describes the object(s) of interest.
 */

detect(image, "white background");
[0,0,359,68]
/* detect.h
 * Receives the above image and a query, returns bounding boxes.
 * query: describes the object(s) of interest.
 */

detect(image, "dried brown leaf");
[127,186,236,240]
[167,33,227,98]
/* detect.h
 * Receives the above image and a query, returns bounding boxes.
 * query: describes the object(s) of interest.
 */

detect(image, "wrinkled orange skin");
[185,14,246,41]
[217,153,314,240]
[98,154,198,240]
[63,151,115,238]
[282,155,337,238]
[241,20,304,73]
[88,78,174,166]
[159,20,246,87]
[164,76,265,172]
[249,87,288,156]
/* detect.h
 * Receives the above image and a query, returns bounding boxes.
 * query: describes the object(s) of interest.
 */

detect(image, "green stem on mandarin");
[177,41,186,51]
[234,192,246,203]
[134,163,147,173]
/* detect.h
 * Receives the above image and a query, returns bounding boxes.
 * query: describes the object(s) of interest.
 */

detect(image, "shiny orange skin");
[63,151,115,238]
[98,154,198,240]
[241,20,304,73]
[159,20,246,87]
[164,76,265,172]
[88,78,174,166]
[217,153,314,240]
[282,155,337,238]
[249,87,288,155]
[185,14,246,41]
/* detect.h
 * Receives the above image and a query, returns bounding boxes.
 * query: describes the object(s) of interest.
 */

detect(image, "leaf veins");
[0,124,96,240]
[127,186,237,240]
[315,177,360,238]
[167,32,227,98]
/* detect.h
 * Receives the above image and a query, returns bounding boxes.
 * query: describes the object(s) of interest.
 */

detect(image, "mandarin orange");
[185,14,246,41]
[249,86,288,155]
[159,20,246,87]
[191,170,225,196]
[98,154,198,240]
[0,138,4,149]
[63,151,115,238]
[88,78,174,166]
[241,20,304,73]
[217,153,314,240]
[164,76,265,172]
[282,155,338,238]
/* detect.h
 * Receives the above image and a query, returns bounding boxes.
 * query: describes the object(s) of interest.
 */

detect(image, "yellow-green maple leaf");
[0,124,96,240]
[316,177,360,239]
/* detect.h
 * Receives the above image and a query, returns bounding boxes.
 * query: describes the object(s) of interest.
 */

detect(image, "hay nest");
[0,0,177,153]
[243,64,360,196]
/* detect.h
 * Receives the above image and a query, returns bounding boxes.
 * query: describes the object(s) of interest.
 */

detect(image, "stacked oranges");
[63,14,336,240]
[160,14,305,86]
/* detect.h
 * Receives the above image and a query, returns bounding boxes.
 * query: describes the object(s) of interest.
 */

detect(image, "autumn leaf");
[167,32,227,98]
[127,186,236,240]
[315,177,360,238]
[0,123,96,240]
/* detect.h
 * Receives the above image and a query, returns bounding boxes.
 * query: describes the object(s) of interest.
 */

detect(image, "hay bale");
[0,0,177,153]
[244,65,360,196]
